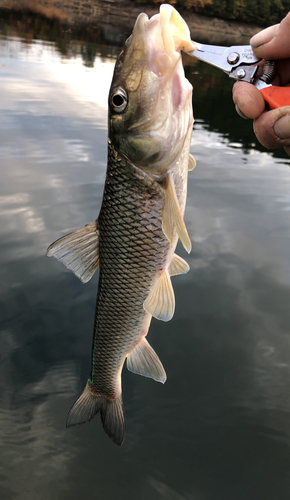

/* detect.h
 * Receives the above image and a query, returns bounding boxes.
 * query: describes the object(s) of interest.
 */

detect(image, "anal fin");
[47,220,99,283]
[162,174,191,253]
[168,253,190,276]
[143,270,175,322]
[126,337,166,384]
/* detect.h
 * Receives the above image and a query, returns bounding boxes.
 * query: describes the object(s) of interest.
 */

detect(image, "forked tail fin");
[66,381,125,446]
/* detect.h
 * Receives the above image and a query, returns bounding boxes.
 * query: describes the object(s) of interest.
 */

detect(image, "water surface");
[1,12,290,500]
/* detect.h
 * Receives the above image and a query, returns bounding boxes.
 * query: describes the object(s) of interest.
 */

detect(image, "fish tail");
[66,381,125,446]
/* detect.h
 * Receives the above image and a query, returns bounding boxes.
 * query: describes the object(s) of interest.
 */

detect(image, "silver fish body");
[47,5,195,445]
[93,141,168,389]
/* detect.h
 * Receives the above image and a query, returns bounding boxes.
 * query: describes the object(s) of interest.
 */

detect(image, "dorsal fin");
[143,270,175,322]
[168,253,190,276]
[162,174,191,253]
[126,337,166,384]
[47,220,99,283]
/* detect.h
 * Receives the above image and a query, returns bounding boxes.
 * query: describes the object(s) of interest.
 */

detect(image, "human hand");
[232,12,290,156]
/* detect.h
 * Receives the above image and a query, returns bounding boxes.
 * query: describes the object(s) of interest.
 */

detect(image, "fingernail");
[274,114,290,140]
[250,24,279,48]
[235,104,249,120]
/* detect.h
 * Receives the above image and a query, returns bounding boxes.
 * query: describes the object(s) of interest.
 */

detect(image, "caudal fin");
[66,381,125,446]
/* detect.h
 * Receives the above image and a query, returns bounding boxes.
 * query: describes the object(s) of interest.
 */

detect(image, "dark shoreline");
[0,0,263,45]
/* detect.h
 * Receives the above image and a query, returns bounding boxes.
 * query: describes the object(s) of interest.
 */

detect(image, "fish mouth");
[125,5,195,94]
[129,6,194,170]
[144,5,195,74]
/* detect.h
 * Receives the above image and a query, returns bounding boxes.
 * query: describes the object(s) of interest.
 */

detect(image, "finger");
[276,59,290,87]
[232,81,265,119]
[253,107,290,153]
[250,12,290,60]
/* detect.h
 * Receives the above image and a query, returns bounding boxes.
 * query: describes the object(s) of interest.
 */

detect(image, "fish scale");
[89,142,170,395]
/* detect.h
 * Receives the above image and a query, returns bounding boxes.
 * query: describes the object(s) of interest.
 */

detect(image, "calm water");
[1,11,290,500]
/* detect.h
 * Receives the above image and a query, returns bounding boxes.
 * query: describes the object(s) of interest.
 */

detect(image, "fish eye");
[110,87,128,113]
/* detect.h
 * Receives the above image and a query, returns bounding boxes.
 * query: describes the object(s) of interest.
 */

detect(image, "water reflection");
[0,8,127,64]
[1,11,290,500]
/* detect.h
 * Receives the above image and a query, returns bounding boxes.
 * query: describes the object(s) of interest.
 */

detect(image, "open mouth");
[114,5,194,171]
[144,4,195,72]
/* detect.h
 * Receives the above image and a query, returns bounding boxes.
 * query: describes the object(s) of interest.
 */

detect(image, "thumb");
[250,12,290,60]
[253,106,290,155]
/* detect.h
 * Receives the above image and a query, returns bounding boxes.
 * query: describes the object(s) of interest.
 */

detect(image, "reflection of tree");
[80,43,98,68]
[0,8,112,67]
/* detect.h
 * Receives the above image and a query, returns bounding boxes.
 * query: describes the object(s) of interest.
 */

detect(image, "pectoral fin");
[188,154,196,171]
[126,337,166,384]
[168,253,190,276]
[143,270,175,322]
[162,174,191,253]
[47,220,99,283]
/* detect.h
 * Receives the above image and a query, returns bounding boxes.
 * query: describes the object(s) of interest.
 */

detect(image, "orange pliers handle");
[260,86,290,109]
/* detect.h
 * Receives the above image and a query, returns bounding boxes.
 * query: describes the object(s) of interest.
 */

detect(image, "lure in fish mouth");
[47,5,196,445]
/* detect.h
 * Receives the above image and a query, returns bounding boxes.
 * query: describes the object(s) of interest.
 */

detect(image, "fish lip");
[131,12,148,45]
[142,5,195,75]
[131,10,180,76]
[129,7,192,82]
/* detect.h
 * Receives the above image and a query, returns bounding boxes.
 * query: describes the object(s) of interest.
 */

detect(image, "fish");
[47,4,196,445]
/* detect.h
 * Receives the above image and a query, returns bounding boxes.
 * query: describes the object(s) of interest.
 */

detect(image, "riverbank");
[0,0,262,45]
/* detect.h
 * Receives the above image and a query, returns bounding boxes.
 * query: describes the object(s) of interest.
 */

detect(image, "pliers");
[185,42,290,110]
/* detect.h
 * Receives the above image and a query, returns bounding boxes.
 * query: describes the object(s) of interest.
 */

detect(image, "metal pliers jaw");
[186,43,260,83]
[185,42,290,110]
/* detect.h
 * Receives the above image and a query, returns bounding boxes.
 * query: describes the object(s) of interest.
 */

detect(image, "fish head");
[108,5,195,175]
